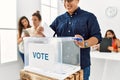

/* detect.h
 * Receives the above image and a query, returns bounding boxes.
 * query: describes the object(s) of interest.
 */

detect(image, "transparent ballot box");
[24,37,80,79]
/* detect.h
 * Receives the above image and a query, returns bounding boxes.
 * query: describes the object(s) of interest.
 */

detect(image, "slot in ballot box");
[23,37,80,79]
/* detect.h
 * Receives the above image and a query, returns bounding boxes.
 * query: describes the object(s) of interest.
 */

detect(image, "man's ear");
[77,0,80,3]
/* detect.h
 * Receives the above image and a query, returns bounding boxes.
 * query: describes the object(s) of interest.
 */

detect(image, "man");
[50,0,102,80]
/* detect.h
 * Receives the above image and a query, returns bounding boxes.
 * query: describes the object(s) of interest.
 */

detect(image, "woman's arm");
[17,33,23,44]
[116,39,120,52]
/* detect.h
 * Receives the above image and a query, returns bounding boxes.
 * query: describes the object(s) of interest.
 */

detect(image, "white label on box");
[28,43,59,71]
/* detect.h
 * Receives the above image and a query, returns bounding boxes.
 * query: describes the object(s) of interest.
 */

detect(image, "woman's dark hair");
[32,11,42,21]
[18,16,31,38]
[105,29,117,39]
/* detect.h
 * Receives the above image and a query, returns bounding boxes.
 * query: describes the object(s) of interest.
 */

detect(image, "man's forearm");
[85,37,98,47]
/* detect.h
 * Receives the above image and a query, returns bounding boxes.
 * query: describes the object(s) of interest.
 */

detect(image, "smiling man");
[50,0,102,80]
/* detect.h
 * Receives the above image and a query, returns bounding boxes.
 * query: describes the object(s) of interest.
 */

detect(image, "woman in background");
[17,16,31,62]
[27,11,45,37]
[105,29,120,52]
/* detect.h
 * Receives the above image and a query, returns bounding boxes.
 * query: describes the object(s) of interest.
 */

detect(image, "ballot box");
[23,37,81,80]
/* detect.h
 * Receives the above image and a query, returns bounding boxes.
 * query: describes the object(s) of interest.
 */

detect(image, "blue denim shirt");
[50,7,102,69]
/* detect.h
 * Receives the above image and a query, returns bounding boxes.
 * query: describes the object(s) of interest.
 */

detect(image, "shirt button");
[71,16,72,17]
[68,30,70,32]
[69,22,71,24]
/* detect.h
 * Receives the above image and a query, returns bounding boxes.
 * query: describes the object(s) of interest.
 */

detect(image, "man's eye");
[33,19,37,21]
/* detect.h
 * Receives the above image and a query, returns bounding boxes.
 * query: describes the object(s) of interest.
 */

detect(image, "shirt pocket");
[56,21,68,34]
[74,20,88,38]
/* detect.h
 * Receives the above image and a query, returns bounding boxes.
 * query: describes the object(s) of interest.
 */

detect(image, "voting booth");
[23,37,80,79]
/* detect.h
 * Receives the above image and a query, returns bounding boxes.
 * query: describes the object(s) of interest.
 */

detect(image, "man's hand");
[74,34,99,48]
[74,34,85,48]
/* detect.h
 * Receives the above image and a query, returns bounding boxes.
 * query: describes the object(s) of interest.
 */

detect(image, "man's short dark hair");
[64,0,73,2]
[64,0,79,2]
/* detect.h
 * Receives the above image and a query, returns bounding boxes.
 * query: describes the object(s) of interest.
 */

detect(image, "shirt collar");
[65,7,82,18]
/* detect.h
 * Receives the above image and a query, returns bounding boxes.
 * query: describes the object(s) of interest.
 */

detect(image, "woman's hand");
[34,26,45,37]
[108,46,113,51]
[74,34,85,48]
[36,26,44,34]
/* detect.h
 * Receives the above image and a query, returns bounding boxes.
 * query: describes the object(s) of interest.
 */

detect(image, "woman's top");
[112,39,118,52]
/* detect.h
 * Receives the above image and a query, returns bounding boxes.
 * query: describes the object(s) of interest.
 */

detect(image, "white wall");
[17,0,41,26]
[0,0,41,80]
[58,0,66,15]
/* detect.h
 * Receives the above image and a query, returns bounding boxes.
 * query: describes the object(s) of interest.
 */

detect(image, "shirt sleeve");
[50,17,59,33]
[87,13,102,43]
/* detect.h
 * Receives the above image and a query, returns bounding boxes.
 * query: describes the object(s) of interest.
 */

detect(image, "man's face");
[64,0,79,14]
